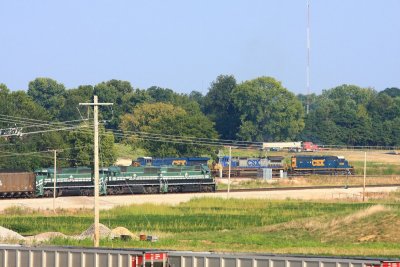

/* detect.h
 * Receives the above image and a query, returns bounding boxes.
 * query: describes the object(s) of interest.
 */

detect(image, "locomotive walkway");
[0,185,397,211]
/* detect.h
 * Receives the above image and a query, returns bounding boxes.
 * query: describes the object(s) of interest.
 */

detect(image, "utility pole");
[227,146,232,198]
[363,152,367,202]
[53,150,57,213]
[306,0,311,114]
[79,95,113,247]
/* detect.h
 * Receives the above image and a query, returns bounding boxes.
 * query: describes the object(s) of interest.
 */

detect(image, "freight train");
[212,155,354,177]
[133,157,209,167]
[290,155,354,175]
[0,164,215,198]
[212,156,285,177]
[130,155,353,177]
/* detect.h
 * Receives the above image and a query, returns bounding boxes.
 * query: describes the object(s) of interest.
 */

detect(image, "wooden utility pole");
[79,95,113,247]
[227,146,232,197]
[53,150,57,213]
[363,152,367,202]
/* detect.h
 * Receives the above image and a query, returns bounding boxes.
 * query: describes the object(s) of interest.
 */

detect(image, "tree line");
[0,76,399,170]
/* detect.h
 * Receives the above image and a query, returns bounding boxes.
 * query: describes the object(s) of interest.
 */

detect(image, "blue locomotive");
[135,157,210,166]
[213,156,285,177]
[212,155,354,177]
[290,155,354,175]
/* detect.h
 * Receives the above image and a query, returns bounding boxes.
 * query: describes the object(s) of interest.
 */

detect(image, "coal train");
[0,164,215,198]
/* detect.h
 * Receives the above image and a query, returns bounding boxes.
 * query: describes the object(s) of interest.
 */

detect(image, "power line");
[0,114,261,147]
[110,130,260,148]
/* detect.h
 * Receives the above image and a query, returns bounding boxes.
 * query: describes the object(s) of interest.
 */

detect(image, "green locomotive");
[31,164,215,197]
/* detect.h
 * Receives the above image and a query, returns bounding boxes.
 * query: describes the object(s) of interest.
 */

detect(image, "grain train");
[212,155,354,177]
[0,164,215,198]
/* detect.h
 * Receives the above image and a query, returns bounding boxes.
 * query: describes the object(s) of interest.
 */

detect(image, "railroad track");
[219,174,400,178]
[216,184,400,193]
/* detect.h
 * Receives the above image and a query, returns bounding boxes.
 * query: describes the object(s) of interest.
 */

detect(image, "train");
[290,155,354,175]
[133,157,209,167]
[212,155,354,177]
[212,156,286,177]
[0,164,215,198]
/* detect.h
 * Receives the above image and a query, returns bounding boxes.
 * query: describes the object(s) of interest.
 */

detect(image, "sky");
[1,0,399,95]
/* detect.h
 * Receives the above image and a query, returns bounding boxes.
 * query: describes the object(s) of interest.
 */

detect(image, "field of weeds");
[0,195,399,257]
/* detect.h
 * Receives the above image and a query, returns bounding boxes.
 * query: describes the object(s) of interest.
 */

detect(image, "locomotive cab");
[137,157,153,166]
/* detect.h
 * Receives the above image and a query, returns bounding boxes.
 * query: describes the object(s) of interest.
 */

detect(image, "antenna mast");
[306,0,311,114]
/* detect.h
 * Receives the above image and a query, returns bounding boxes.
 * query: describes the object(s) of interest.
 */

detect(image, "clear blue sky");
[1,0,399,95]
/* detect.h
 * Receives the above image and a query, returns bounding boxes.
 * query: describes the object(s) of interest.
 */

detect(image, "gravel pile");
[78,223,112,240]
[0,226,25,241]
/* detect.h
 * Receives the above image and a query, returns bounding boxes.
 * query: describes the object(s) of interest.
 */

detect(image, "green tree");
[27,78,66,118]
[0,90,68,170]
[189,90,205,109]
[58,85,94,121]
[232,76,304,141]
[121,89,152,114]
[203,75,240,139]
[94,80,134,129]
[302,84,376,146]
[67,124,115,166]
[380,87,400,98]
[0,83,9,93]
[146,86,203,115]
[120,102,218,156]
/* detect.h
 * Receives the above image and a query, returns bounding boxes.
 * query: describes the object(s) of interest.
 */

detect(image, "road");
[0,186,397,211]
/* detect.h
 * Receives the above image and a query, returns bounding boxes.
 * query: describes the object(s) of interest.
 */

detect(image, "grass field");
[1,195,400,257]
[216,175,400,190]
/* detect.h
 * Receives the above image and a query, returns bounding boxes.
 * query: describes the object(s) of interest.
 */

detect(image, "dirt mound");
[111,227,138,240]
[78,223,112,239]
[0,226,25,241]
[25,232,66,244]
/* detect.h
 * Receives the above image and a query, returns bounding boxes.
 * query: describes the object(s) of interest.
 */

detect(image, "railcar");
[2,163,215,198]
[212,156,285,177]
[106,164,215,194]
[212,155,354,177]
[290,155,354,175]
[0,172,35,197]
[35,166,107,197]
[135,157,209,166]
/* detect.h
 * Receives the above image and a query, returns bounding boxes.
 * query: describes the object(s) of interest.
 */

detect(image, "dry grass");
[331,204,390,225]
[321,150,400,164]
[259,204,399,244]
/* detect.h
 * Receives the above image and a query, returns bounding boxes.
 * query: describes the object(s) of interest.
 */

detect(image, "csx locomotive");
[212,155,354,177]
[290,155,354,175]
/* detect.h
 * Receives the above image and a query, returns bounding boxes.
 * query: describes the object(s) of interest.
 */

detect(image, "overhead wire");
[109,130,260,148]
[0,114,261,148]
